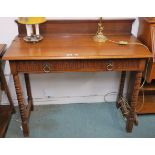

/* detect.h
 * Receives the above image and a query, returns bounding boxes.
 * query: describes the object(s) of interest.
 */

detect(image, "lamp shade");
[18,17,46,25]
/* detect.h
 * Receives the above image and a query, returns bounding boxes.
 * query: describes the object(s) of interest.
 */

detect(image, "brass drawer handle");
[43,64,51,73]
[107,63,113,71]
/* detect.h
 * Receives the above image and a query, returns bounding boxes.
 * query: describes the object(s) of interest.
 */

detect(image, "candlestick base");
[23,35,43,43]
[93,34,107,43]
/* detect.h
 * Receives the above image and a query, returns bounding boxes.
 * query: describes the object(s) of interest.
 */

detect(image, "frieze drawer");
[12,59,146,73]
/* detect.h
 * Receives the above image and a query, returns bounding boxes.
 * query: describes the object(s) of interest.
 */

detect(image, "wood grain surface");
[3,35,151,60]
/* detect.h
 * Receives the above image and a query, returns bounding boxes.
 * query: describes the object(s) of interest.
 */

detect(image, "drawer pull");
[107,63,113,71]
[43,64,51,73]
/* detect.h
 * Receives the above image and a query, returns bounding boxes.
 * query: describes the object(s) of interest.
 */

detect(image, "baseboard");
[1,94,116,105]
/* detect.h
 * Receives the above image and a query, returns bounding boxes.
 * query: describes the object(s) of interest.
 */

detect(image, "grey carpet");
[6,103,155,138]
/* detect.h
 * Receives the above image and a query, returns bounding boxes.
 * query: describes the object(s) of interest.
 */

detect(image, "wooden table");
[3,19,151,137]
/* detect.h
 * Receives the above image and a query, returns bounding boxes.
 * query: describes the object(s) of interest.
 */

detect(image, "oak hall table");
[3,19,151,137]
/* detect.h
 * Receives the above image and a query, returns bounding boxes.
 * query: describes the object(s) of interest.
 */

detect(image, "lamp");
[93,17,107,43]
[18,17,46,42]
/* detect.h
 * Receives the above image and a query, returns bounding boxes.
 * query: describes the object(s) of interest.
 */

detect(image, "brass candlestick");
[93,17,107,43]
[18,17,46,43]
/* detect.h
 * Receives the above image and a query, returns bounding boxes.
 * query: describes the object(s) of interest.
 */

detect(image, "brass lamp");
[18,17,46,42]
[93,17,107,43]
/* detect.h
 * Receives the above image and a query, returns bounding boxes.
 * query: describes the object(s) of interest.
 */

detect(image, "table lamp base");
[23,35,43,43]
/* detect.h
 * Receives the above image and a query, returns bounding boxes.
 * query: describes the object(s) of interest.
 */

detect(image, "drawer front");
[12,59,146,73]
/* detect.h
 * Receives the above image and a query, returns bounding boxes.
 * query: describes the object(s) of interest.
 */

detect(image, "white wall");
[0,17,139,105]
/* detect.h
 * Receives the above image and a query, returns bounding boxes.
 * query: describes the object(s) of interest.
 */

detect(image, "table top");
[3,34,152,60]
[142,17,155,24]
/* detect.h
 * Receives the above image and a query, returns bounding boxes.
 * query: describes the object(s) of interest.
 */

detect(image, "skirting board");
[1,93,117,105]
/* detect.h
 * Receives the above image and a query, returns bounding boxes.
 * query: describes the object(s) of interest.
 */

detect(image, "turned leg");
[126,71,142,132]
[0,72,4,91]
[117,71,126,108]
[24,73,34,111]
[13,73,29,137]
[0,61,15,113]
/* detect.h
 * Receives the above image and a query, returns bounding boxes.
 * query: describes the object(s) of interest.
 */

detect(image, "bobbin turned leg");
[24,73,34,111]
[117,71,126,108]
[13,74,29,137]
[126,71,142,132]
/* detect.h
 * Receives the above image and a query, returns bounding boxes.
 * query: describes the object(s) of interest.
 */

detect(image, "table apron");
[10,59,146,73]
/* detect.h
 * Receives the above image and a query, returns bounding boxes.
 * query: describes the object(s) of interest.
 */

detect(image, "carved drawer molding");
[11,59,146,73]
